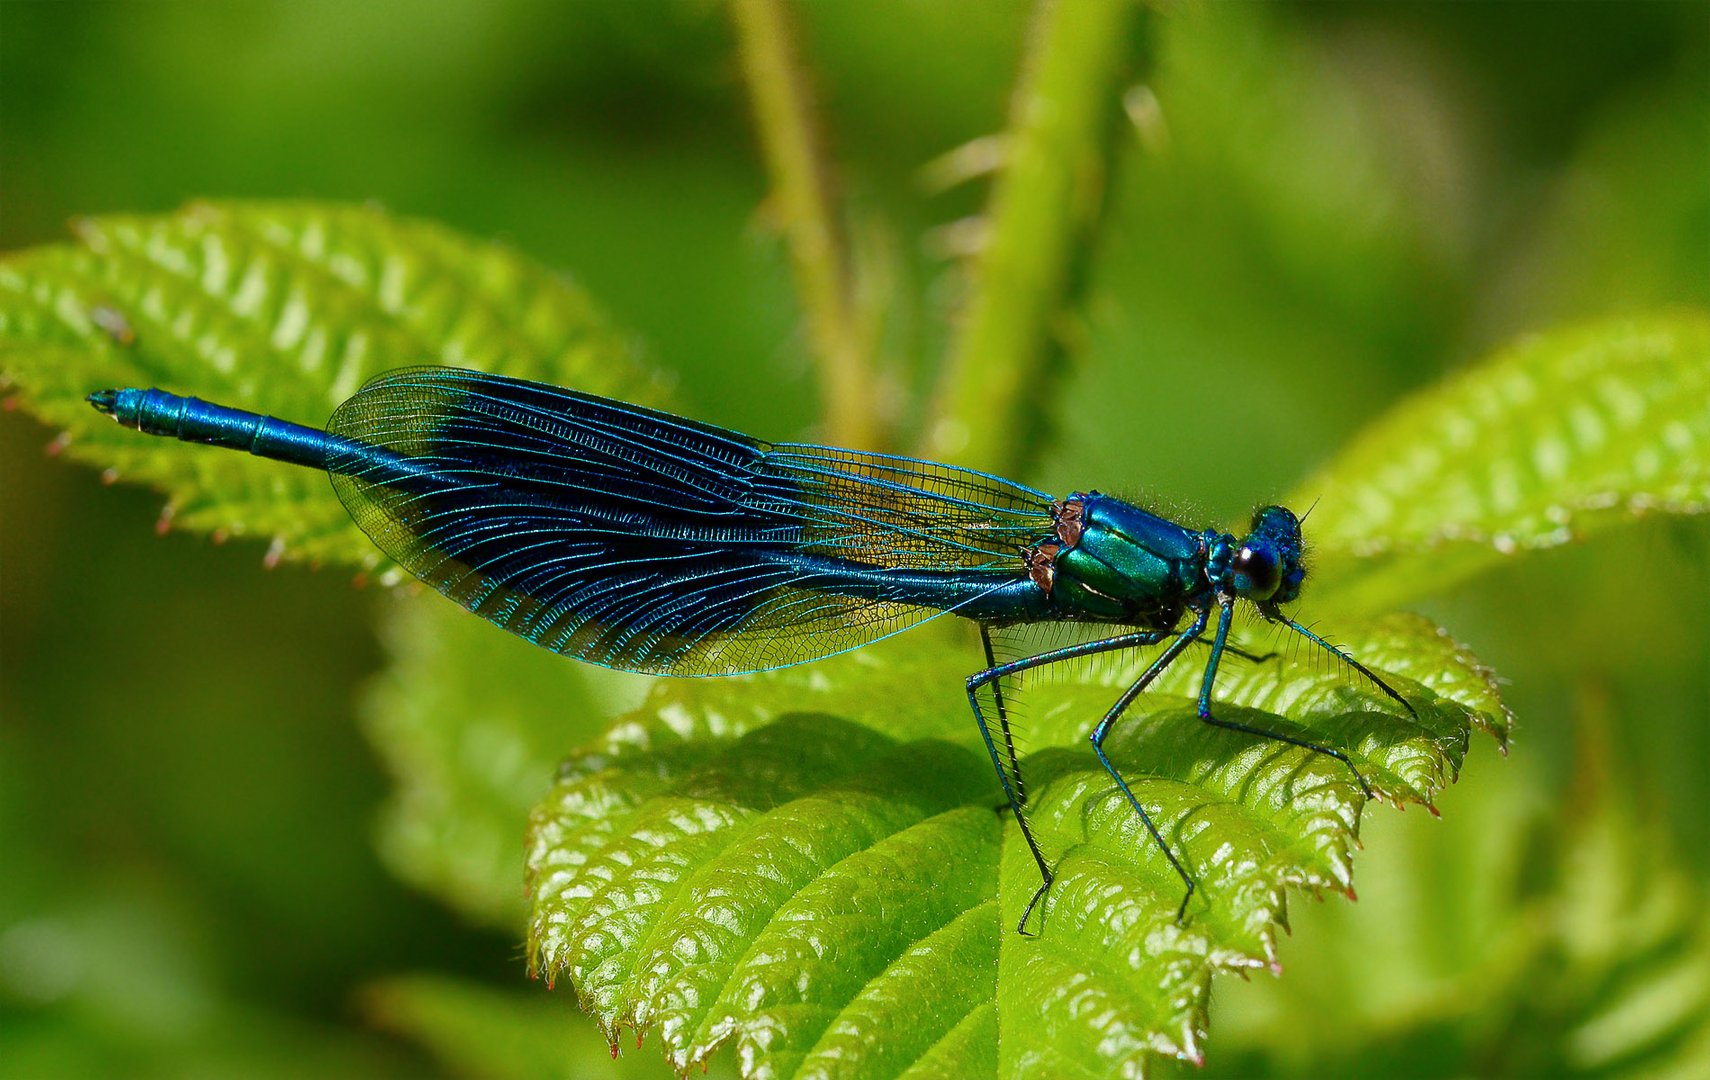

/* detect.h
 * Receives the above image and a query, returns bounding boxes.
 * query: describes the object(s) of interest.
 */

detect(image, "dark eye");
[1234,546,1280,600]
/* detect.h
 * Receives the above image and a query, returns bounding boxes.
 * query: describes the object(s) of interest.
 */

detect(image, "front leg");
[1197,597,1374,798]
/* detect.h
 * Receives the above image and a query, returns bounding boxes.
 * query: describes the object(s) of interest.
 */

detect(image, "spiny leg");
[980,626,1028,809]
[967,625,1173,934]
[1284,618,1418,722]
[1198,600,1375,798]
[975,623,1248,812]
[1089,606,1210,923]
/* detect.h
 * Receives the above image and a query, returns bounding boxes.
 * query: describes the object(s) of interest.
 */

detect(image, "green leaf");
[1509,746,1710,1079]
[1293,313,1710,612]
[526,616,1507,1078]
[1185,702,1710,1080]
[359,592,650,930]
[0,200,663,568]
[363,974,731,1080]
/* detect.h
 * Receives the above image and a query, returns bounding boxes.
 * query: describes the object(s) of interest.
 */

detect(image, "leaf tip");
[1179,1028,1206,1068]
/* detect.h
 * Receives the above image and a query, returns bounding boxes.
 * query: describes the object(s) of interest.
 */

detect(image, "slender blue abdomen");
[90,372,1058,675]
[90,386,438,492]
[90,387,335,470]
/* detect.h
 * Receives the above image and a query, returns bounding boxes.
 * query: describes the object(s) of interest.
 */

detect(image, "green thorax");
[1036,493,1207,625]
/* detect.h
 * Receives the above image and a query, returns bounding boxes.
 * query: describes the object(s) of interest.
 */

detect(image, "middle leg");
[967,625,1173,933]
[1088,607,1211,922]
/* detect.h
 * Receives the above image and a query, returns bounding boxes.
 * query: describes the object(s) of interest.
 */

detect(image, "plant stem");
[927,0,1137,475]
[729,0,875,448]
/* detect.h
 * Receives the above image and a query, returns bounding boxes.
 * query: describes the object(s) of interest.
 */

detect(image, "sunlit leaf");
[1295,313,1710,611]
[0,200,662,567]
[526,616,1507,1078]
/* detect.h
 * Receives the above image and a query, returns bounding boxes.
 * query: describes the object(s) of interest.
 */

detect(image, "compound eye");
[1234,545,1281,600]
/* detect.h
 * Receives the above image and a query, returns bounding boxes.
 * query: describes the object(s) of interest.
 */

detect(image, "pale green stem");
[927,0,1138,475]
[729,0,876,449]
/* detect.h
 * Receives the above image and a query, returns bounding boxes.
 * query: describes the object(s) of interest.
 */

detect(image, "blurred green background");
[3,1,1706,1077]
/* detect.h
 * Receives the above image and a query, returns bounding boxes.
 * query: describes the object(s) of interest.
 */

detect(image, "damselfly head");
[1233,504,1306,612]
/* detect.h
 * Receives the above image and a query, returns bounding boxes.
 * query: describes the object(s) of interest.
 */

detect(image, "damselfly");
[90,367,1414,931]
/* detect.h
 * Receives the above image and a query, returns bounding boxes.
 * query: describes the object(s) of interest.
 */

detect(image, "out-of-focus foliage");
[363,974,731,1080]
[1176,705,1710,1080]
[3,2,1706,1079]
[0,201,664,568]
[1297,313,1710,612]
[361,593,650,932]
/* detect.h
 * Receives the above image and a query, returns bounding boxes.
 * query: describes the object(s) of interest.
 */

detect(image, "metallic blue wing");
[326,367,1055,675]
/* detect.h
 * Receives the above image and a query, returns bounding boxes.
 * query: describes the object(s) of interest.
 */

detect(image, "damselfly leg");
[976,627,1276,841]
[967,626,1176,933]
[972,605,1406,932]
[1195,601,1377,799]
[1087,608,1210,925]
